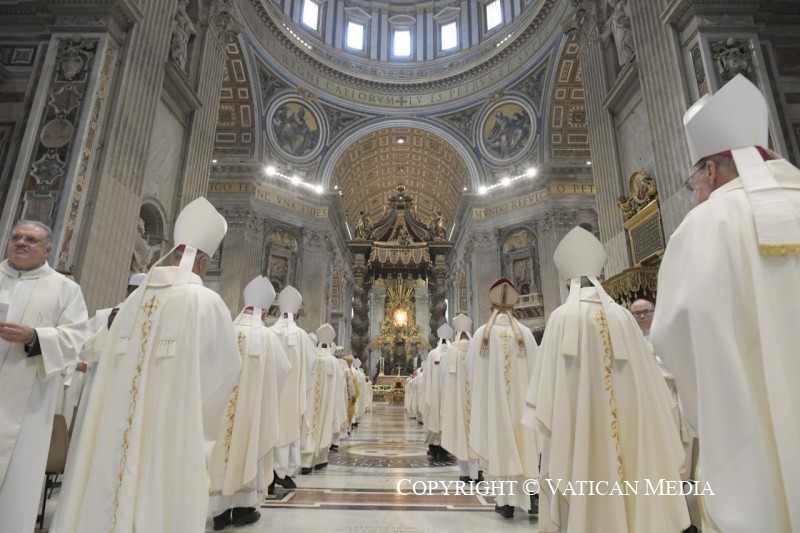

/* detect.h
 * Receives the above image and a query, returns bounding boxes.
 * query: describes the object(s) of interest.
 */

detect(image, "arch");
[318,117,482,191]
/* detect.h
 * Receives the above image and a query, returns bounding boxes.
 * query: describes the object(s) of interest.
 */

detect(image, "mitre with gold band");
[683,74,800,255]
[481,278,526,356]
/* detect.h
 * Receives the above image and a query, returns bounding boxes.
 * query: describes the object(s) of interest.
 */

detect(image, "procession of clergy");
[1,75,797,532]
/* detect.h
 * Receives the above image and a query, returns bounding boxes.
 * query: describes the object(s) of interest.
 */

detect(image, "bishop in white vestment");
[269,285,317,487]
[466,278,540,517]
[300,323,340,471]
[52,198,241,533]
[524,227,690,533]
[651,75,800,533]
[422,323,452,460]
[0,220,88,532]
[209,276,290,530]
[439,314,480,481]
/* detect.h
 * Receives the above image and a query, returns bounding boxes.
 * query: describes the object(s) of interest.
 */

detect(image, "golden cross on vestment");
[500,331,512,341]
[141,295,161,318]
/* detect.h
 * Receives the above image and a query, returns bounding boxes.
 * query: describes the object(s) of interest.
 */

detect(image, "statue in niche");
[131,218,159,274]
[609,0,635,66]
[353,210,372,239]
[170,0,196,72]
[429,210,447,240]
[267,256,288,288]
[711,38,754,83]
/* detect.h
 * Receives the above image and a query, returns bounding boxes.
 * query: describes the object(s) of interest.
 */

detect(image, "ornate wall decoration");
[266,97,324,161]
[616,169,657,221]
[711,37,755,84]
[478,99,536,163]
[18,37,98,229]
[549,41,590,160]
[214,42,255,158]
[0,45,37,66]
[266,227,298,291]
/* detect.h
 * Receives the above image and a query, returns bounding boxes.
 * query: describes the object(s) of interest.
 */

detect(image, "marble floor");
[39,402,539,532]
[208,402,540,532]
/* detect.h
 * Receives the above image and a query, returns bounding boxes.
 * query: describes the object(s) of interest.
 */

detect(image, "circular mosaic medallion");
[40,119,74,148]
[345,443,428,458]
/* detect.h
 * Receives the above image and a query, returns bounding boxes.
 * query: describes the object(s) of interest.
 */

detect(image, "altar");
[374,373,408,404]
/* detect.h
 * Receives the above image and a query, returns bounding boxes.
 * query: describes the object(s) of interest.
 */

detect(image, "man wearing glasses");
[651,75,800,532]
[0,220,88,531]
[630,298,655,339]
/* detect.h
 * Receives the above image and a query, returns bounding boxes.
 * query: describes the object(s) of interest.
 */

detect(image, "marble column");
[176,21,227,208]
[297,229,330,332]
[209,207,264,313]
[579,35,630,275]
[468,230,501,325]
[427,263,449,347]
[627,0,694,237]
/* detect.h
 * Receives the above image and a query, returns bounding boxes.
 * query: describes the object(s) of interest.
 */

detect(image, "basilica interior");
[2,0,799,531]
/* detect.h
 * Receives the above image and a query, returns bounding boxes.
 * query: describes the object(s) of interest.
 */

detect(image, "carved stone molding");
[302,230,328,249]
[209,0,244,43]
[469,231,499,251]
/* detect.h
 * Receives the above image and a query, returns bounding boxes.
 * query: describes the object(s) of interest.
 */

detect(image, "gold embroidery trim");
[110,295,160,533]
[594,309,624,483]
[309,358,324,444]
[222,331,247,465]
[759,243,800,256]
[501,330,512,400]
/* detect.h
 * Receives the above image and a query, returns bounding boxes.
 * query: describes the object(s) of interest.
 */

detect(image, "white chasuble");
[269,316,317,448]
[51,267,240,533]
[526,288,689,533]
[651,160,800,533]
[301,347,339,463]
[439,339,476,461]
[209,313,289,511]
[466,313,540,480]
[0,261,88,533]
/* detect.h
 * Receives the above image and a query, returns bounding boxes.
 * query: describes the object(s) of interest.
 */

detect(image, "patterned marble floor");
[39,402,539,531]
[205,402,541,532]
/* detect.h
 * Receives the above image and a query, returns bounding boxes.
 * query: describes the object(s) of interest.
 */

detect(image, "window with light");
[346,21,365,51]
[440,21,458,51]
[393,29,412,57]
[301,0,320,31]
[485,0,503,32]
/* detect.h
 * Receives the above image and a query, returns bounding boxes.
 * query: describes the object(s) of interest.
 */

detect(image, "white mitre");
[277,285,302,320]
[173,197,227,258]
[240,276,275,355]
[683,74,800,254]
[316,323,336,347]
[554,227,629,360]
[553,226,606,282]
[452,313,473,340]
[436,323,453,342]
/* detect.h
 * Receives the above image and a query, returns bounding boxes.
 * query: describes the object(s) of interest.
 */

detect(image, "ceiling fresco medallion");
[478,99,537,164]
[266,97,324,161]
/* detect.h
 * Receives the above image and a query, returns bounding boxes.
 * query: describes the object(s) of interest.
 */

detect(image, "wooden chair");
[38,414,69,529]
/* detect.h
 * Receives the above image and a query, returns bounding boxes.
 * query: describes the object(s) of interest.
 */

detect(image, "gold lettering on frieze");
[472,189,549,220]
[548,181,596,196]
[208,180,328,218]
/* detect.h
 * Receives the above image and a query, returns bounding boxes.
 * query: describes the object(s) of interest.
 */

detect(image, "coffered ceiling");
[330,127,469,232]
